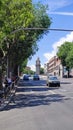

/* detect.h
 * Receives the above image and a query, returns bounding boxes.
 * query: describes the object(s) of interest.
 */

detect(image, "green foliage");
[29,3,52,40]
[23,68,34,75]
[0,0,51,76]
[57,42,73,67]
[57,41,73,77]
[20,59,28,72]
[40,67,44,74]
[66,44,73,68]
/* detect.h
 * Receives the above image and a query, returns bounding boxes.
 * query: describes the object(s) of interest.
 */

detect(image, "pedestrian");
[7,77,12,86]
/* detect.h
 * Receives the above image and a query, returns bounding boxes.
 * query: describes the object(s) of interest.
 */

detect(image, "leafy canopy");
[57,41,73,69]
[0,0,51,72]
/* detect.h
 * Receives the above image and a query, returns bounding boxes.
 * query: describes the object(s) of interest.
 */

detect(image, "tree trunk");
[0,49,4,90]
[0,69,3,90]
[12,64,18,77]
[67,69,70,78]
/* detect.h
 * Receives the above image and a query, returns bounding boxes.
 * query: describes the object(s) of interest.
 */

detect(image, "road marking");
[60,89,67,92]
[49,90,56,94]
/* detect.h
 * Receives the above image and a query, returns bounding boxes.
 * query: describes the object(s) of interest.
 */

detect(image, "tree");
[66,44,73,68]
[0,0,51,89]
[0,0,35,77]
[57,41,73,77]
[22,68,34,75]
[40,67,44,74]
[0,49,4,90]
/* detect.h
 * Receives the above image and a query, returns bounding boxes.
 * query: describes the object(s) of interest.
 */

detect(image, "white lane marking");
[48,89,73,100]
[24,91,35,95]
[60,89,67,92]
[49,90,56,94]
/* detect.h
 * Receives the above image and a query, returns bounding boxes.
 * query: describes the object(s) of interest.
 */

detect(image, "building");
[36,57,41,75]
[44,63,48,75]
[25,66,31,71]
[47,56,64,77]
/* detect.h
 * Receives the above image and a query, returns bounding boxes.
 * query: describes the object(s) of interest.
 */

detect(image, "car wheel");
[46,83,48,86]
[48,83,51,87]
[59,84,60,87]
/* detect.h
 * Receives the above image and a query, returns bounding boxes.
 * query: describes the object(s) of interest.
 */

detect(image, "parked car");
[46,76,60,87]
[33,74,40,80]
[23,74,29,80]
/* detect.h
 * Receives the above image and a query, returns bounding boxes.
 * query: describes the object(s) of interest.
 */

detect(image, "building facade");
[36,57,41,75]
[47,56,64,77]
[44,63,48,75]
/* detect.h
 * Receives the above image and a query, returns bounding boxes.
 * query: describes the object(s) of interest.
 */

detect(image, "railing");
[0,77,19,110]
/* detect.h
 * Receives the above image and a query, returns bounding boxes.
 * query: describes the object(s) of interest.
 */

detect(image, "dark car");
[33,74,40,80]
[23,74,29,80]
[46,76,60,87]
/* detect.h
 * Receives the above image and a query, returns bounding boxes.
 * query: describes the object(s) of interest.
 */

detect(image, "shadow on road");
[60,81,71,84]
[17,86,50,92]
[18,79,46,86]
[4,85,70,111]
[17,85,60,92]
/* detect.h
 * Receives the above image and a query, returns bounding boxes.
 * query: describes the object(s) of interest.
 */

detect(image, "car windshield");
[49,76,58,80]
[34,74,39,77]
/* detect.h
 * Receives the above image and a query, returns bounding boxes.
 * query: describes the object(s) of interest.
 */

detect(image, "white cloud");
[44,0,73,11]
[30,64,44,71]
[30,65,36,71]
[33,0,73,11]
[44,32,73,62]
[29,32,73,67]
[44,52,56,63]
[41,64,44,68]
[49,12,73,16]
[48,1,69,11]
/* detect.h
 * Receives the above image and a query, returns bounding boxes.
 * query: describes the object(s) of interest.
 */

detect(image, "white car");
[46,76,60,87]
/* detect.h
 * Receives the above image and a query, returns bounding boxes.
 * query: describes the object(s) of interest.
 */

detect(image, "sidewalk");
[59,77,73,82]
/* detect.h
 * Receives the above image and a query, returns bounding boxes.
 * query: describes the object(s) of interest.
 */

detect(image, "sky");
[27,0,73,71]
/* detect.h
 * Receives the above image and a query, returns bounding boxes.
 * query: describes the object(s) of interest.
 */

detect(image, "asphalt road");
[0,76,73,130]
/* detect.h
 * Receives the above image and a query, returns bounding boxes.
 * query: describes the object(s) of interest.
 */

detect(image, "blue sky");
[27,0,73,71]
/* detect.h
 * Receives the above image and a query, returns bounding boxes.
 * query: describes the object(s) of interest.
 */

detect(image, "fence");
[0,77,19,110]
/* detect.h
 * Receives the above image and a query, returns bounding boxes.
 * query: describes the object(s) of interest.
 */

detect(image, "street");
[0,76,73,130]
